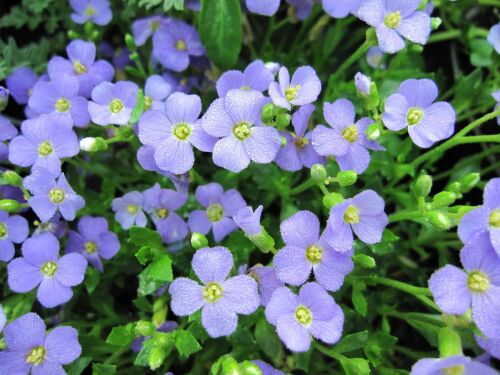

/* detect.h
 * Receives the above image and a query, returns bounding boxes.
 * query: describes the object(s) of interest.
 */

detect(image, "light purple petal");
[56,253,87,286]
[37,278,73,308]
[309,306,344,345]
[220,190,246,216]
[265,286,298,325]
[396,11,430,45]
[245,0,281,16]
[138,110,172,146]
[44,326,81,364]
[5,215,29,243]
[281,210,320,247]
[216,70,244,97]
[311,125,349,156]
[0,241,15,262]
[224,89,265,126]
[314,247,354,291]
[201,98,233,137]
[222,275,259,314]
[189,122,216,152]
[22,233,59,266]
[324,99,355,129]
[429,265,470,314]
[376,25,406,54]
[274,245,311,286]
[472,286,500,339]
[188,210,212,234]
[3,312,45,350]
[276,314,311,352]
[352,189,385,215]
[169,277,204,316]
[192,246,233,283]
[409,102,455,148]
[154,137,194,174]
[352,213,388,244]
[458,207,489,245]
[157,213,189,244]
[398,79,438,108]
[201,302,238,338]
[289,66,321,106]
[357,0,385,26]
[336,144,371,174]
[212,217,237,242]
[484,178,500,208]
[165,92,201,124]
[213,136,251,173]
[243,126,281,164]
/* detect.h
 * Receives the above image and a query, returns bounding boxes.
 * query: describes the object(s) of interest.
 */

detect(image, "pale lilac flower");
[48,39,114,97]
[477,335,500,360]
[66,215,120,272]
[366,46,385,69]
[28,74,90,127]
[23,168,85,223]
[323,0,362,18]
[143,74,173,112]
[233,205,263,236]
[216,60,274,97]
[411,355,499,375]
[357,0,431,53]
[265,282,344,352]
[245,265,285,306]
[138,92,215,174]
[153,20,205,72]
[6,67,38,105]
[132,15,169,46]
[488,23,500,54]
[274,211,354,291]
[269,66,321,110]
[9,114,79,175]
[111,191,147,230]
[33,213,67,239]
[312,99,383,173]
[354,72,371,96]
[188,183,246,242]
[88,81,139,126]
[246,0,280,16]
[275,104,325,171]
[0,211,29,262]
[143,183,189,244]
[202,90,281,173]
[0,116,17,162]
[70,0,112,25]
[458,178,500,257]
[429,236,500,339]
[326,190,388,252]
[7,233,87,308]
[169,246,259,337]
[0,312,81,373]
[382,78,455,148]
[286,0,313,20]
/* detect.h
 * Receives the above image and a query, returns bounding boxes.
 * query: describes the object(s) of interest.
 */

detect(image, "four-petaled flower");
[269,66,321,110]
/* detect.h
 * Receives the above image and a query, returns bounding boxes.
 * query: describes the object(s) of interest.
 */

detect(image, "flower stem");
[359,276,431,296]
[331,40,372,81]
[428,29,461,43]
[288,178,316,195]
[388,210,422,223]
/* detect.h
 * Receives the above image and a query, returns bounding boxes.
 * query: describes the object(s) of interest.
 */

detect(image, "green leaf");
[199,0,242,69]
[85,267,100,295]
[68,357,92,375]
[254,316,281,358]
[92,363,116,375]
[106,324,136,347]
[335,331,369,354]
[129,226,163,250]
[138,253,173,295]
[135,246,154,265]
[129,89,145,124]
[339,357,371,375]
[352,281,368,317]
[174,330,202,358]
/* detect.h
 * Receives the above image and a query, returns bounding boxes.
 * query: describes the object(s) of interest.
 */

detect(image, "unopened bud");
[191,232,208,250]
[135,320,156,336]
[0,199,22,212]
[426,211,451,230]
[240,360,262,375]
[337,170,357,187]
[438,327,462,358]
[125,33,136,51]
[261,103,275,124]
[431,17,442,30]
[413,174,433,198]
[310,164,327,184]
[432,191,456,208]
[80,137,108,152]
[275,113,291,129]
[446,182,462,197]
[459,173,480,193]
[0,86,9,111]
[148,347,166,370]
[353,254,376,269]
[2,171,23,187]
[323,192,344,209]
[222,357,242,375]
[366,123,382,141]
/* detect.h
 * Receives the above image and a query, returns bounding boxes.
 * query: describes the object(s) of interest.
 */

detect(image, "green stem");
[359,276,431,296]
[456,134,500,144]
[428,29,461,43]
[389,210,422,223]
[478,0,500,6]
[288,179,316,195]
[331,40,371,81]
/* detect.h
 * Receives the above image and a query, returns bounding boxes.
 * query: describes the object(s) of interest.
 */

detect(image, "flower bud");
[148,347,166,370]
[459,173,480,193]
[0,199,22,212]
[117,125,134,138]
[240,361,262,375]
[413,174,433,198]
[67,30,81,40]
[275,113,291,129]
[261,103,275,124]
[135,320,156,336]
[426,211,451,231]
[353,254,376,269]
[264,62,280,76]
[222,357,242,375]
[0,86,9,111]
[354,72,371,97]
[431,17,442,30]
[191,232,208,250]
[80,137,108,152]
[2,171,23,187]
[248,227,275,254]
[446,182,462,197]
[310,164,327,184]
[365,27,377,46]
[366,123,382,141]
[280,136,287,147]
[337,170,357,187]
[322,192,344,209]
[438,327,462,358]
[432,191,456,208]
[125,33,136,51]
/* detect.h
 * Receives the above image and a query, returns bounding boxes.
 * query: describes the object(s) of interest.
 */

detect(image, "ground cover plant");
[0,0,500,374]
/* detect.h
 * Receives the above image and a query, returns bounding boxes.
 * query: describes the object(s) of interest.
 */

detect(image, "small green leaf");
[68,357,92,375]
[138,253,173,295]
[106,324,135,347]
[255,316,281,358]
[85,267,100,295]
[92,363,116,375]
[129,226,164,250]
[352,281,368,317]
[130,89,144,124]
[174,330,202,358]
[339,357,371,375]
[335,331,369,354]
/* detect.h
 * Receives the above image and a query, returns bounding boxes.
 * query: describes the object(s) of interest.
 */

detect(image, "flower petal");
[429,265,470,315]
[192,246,233,283]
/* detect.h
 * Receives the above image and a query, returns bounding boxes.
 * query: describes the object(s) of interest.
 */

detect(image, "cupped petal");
[165,92,202,124]
[353,189,385,215]
[274,245,311,286]
[323,99,355,129]
[220,189,246,216]
[212,217,237,242]
[201,98,233,137]
[311,125,349,157]
[138,110,172,146]
[398,78,438,108]
[224,89,265,126]
[289,66,321,106]
[336,144,371,174]
[376,25,406,54]
[192,246,233,283]
[382,93,409,131]
[352,213,388,244]
[157,213,189,244]
[356,0,385,26]
[245,0,281,16]
[154,137,194,174]
[309,305,344,345]
[7,258,42,292]
[22,233,59,266]
[216,70,244,97]
[396,11,431,45]
[188,210,212,234]
[195,183,224,207]
[408,102,455,148]
[222,275,259,314]
[314,248,354,291]
[298,282,336,321]
[169,277,204,316]
[429,265,470,315]
[189,122,217,152]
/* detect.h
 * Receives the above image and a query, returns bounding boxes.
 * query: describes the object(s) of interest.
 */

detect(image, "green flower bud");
[67,30,81,40]
[248,227,275,254]
[125,33,136,51]
[459,173,480,193]
[240,361,263,375]
[310,164,327,184]
[446,182,462,197]
[413,174,432,198]
[431,17,442,30]
[353,254,376,269]
[275,113,291,129]
[0,338,5,350]
[322,192,344,210]
[129,52,139,62]
[221,357,241,375]
[148,347,166,371]
[432,191,457,208]
[337,170,357,187]
[261,103,275,124]
[0,87,9,112]
[117,125,134,139]
[80,137,108,152]
[191,232,208,249]
[366,27,377,46]
[366,123,382,141]
[426,211,451,231]
[438,327,462,358]
[0,199,22,212]
[135,320,156,336]
[2,171,23,187]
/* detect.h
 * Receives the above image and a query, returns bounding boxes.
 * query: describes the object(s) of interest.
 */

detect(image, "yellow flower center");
[84,6,96,17]
[157,208,169,219]
[294,305,312,326]
[207,204,224,222]
[442,365,465,375]
[489,209,500,228]
[306,245,323,264]
[407,107,424,126]
[84,241,97,254]
[109,99,124,114]
[127,204,138,214]
[285,85,301,102]
[38,141,53,156]
[233,121,252,141]
[384,11,401,29]
[344,205,360,224]
[0,223,7,239]
[294,137,309,148]
[203,282,223,303]
[41,261,58,277]
[49,188,65,204]
[467,271,490,292]
[150,20,160,31]
[342,125,358,143]
[73,60,87,75]
[26,346,46,366]
[175,40,187,51]
[143,95,153,111]
[55,98,70,112]
[173,123,191,141]
[241,85,251,91]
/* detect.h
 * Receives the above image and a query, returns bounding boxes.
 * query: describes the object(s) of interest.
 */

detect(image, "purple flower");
[265,282,344,352]
[458,178,500,257]
[0,312,81,373]
[366,46,385,69]
[216,60,274,97]
[326,190,388,252]
[132,15,169,46]
[70,0,112,25]
[0,85,9,110]
[153,19,205,72]
[66,215,120,272]
[286,0,313,20]
[143,183,189,244]
[275,104,325,171]
[488,23,500,54]
[48,40,114,97]
[0,116,17,162]
[7,233,87,308]
[429,236,500,339]
[274,211,354,291]
[0,185,25,205]
[188,183,246,242]
[233,205,263,236]
[252,360,284,375]
[162,72,192,94]
[23,168,85,223]
[477,335,500,360]
[138,92,215,174]
[354,72,371,96]
[382,78,455,148]
[245,0,280,16]
[5,67,38,105]
[202,90,281,173]
[246,265,285,306]
[88,81,138,126]
[111,191,147,229]
[143,74,173,112]
[323,0,362,18]
[312,99,382,173]
[9,114,79,175]
[169,246,259,338]
[0,211,29,262]
[28,74,90,127]
[269,66,321,110]
[411,355,499,375]
[357,0,431,54]
[0,306,5,333]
